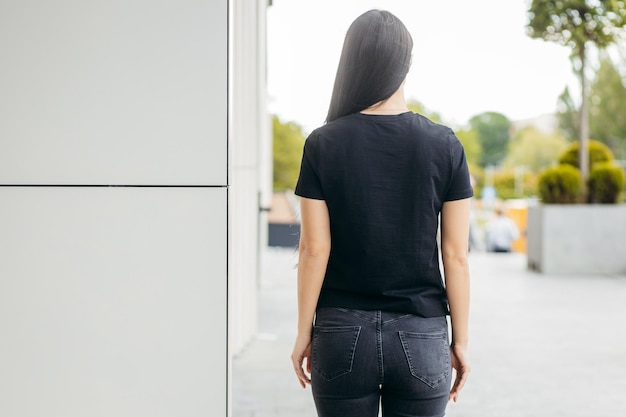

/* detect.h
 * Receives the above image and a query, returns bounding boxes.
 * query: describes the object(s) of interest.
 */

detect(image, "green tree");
[556,86,580,142]
[527,0,626,178]
[455,128,482,168]
[407,101,442,123]
[504,126,569,172]
[589,57,626,159]
[272,115,305,191]
[469,112,511,167]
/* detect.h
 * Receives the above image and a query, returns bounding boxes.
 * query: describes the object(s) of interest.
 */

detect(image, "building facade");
[0,0,268,415]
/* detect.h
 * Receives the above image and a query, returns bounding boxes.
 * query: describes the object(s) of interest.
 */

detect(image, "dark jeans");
[311,307,451,417]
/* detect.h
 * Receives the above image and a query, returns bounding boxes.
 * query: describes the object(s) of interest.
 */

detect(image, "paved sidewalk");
[233,248,626,417]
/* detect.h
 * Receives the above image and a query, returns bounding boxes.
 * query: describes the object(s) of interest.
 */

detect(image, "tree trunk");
[579,44,589,180]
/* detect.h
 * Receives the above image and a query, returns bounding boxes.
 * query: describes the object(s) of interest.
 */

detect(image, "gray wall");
[0,0,265,415]
[527,205,626,274]
[0,0,226,185]
[0,187,226,416]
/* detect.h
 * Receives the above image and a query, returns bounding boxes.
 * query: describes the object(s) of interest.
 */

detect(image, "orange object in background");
[507,205,527,253]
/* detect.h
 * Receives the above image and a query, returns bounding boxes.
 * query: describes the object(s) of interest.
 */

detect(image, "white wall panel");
[0,187,226,416]
[229,168,260,354]
[229,0,269,355]
[0,0,226,185]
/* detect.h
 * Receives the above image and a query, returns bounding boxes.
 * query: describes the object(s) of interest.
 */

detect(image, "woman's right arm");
[440,197,472,402]
[290,197,331,388]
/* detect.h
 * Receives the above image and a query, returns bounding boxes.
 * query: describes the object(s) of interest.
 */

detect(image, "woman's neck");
[360,85,408,115]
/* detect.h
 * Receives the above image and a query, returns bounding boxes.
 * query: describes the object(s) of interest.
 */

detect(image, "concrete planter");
[527,204,626,274]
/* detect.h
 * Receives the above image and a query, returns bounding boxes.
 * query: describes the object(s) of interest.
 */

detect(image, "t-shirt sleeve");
[294,135,325,200]
[443,132,474,202]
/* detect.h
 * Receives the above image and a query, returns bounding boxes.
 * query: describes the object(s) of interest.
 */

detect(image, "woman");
[291,9,472,417]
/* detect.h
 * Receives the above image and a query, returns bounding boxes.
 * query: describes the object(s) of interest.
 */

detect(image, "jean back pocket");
[398,330,450,388]
[312,325,361,381]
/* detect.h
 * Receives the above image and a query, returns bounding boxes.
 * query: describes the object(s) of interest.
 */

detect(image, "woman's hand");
[291,332,312,388]
[449,343,470,402]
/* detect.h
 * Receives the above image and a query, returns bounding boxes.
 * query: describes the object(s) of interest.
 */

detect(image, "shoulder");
[307,112,460,147]
[310,114,360,136]
[407,113,461,152]
[303,115,361,152]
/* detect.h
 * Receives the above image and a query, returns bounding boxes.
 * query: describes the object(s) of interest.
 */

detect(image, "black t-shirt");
[295,111,474,317]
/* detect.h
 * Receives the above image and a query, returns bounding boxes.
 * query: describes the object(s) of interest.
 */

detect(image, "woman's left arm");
[290,197,331,388]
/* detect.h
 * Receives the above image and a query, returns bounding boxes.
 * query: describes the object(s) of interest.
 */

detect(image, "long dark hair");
[326,10,413,123]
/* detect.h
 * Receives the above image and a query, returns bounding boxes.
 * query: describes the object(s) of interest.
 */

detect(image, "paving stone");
[233,248,626,417]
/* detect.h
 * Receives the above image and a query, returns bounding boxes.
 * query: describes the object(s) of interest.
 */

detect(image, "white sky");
[267,0,582,133]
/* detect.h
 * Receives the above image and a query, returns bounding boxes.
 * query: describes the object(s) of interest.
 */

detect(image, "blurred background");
[266,0,626,253]
[238,1,626,416]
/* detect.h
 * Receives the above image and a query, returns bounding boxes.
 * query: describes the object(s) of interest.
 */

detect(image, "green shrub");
[476,169,539,200]
[490,170,537,199]
[558,140,614,170]
[538,164,584,204]
[524,172,539,197]
[492,170,516,200]
[587,162,625,204]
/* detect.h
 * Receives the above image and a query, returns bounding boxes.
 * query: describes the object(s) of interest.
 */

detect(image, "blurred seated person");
[485,206,519,253]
